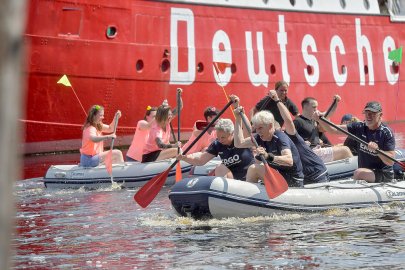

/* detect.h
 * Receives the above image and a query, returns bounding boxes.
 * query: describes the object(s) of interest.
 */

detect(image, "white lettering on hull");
[302,34,319,87]
[212,30,232,86]
[330,35,347,87]
[246,31,269,87]
[277,15,290,84]
[170,8,195,85]
[383,36,399,85]
[169,8,401,88]
[356,18,374,86]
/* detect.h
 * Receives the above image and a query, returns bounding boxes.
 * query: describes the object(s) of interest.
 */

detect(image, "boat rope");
[302,180,405,190]
[20,119,136,130]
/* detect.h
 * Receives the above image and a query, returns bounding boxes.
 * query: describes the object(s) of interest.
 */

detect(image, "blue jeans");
[80,154,100,167]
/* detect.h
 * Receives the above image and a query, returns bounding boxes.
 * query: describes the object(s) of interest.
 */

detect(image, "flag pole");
[57,74,87,116]
[70,85,87,116]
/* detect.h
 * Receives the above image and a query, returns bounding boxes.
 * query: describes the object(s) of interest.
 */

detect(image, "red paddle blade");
[175,162,182,182]
[263,164,288,199]
[134,168,170,208]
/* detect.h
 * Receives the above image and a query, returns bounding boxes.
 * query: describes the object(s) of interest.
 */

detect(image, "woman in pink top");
[79,105,124,167]
[126,106,157,162]
[181,106,219,154]
[142,91,183,162]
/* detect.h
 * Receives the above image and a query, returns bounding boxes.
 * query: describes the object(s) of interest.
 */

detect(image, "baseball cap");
[363,101,382,113]
[340,114,353,124]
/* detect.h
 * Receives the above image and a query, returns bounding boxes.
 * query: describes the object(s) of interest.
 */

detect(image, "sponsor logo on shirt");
[359,143,378,156]
[222,154,241,167]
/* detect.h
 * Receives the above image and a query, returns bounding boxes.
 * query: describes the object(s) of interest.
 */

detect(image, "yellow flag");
[57,74,72,87]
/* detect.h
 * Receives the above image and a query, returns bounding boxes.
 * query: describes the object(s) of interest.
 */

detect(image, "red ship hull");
[23,0,405,153]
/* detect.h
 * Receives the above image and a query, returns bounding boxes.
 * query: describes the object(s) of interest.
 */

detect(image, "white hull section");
[169,176,405,219]
[42,159,194,189]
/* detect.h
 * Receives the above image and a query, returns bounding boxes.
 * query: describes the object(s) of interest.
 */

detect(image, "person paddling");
[233,95,304,187]
[142,90,183,162]
[315,101,396,183]
[181,106,219,154]
[79,105,124,167]
[126,105,157,162]
[250,80,299,128]
[293,96,353,163]
[177,118,255,181]
[268,90,329,184]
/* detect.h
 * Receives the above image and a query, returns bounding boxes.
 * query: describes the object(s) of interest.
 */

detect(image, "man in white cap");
[315,101,396,183]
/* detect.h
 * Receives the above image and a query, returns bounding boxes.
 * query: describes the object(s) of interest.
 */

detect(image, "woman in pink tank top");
[181,106,219,154]
[142,90,183,162]
[126,106,157,162]
[79,105,124,167]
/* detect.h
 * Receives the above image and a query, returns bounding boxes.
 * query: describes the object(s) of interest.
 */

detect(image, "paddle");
[105,112,120,184]
[176,88,182,182]
[319,116,405,169]
[236,108,288,199]
[134,99,235,208]
[169,122,182,182]
[324,95,339,118]
[308,95,339,147]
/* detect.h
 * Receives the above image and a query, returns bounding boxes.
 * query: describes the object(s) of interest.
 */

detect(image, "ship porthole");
[363,0,370,10]
[306,0,313,7]
[106,25,117,39]
[289,0,296,6]
[161,59,170,73]
[341,65,347,75]
[270,64,276,75]
[306,65,313,75]
[136,60,144,72]
[339,0,346,9]
[197,62,204,73]
[231,63,237,74]
[392,62,399,74]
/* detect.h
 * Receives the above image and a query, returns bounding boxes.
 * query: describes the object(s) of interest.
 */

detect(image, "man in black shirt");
[294,97,352,163]
[250,80,299,127]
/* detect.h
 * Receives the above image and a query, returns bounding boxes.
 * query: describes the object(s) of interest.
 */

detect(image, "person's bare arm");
[177,152,215,166]
[268,89,296,135]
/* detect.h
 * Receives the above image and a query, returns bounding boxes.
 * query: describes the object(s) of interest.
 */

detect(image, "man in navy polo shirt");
[316,101,396,183]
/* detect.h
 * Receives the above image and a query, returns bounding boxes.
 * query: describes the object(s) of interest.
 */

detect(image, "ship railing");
[388,0,405,21]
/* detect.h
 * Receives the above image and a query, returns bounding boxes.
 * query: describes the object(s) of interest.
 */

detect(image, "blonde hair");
[252,110,275,126]
[215,118,234,134]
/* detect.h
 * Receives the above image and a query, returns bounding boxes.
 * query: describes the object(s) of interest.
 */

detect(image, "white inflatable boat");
[169,176,405,219]
[191,155,359,180]
[190,149,405,181]
[42,159,196,189]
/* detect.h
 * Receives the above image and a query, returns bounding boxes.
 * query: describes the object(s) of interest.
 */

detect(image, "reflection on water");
[13,178,405,269]
[15,124,405,268]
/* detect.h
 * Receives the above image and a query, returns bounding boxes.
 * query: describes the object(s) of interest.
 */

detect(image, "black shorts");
[142,150,161,163]
[305,172,330,185]
[372,168,394,183]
